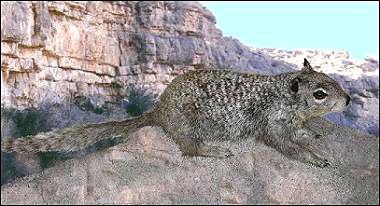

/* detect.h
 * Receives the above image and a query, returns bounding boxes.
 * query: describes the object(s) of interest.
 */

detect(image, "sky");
[200,1,379,60]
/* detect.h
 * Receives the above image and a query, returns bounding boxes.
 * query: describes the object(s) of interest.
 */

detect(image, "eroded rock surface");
[1,118,378,204]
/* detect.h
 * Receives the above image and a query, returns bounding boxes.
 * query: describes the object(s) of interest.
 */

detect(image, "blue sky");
[200,1,379,60]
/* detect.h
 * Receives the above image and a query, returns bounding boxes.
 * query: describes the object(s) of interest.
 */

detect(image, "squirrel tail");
[1,110,156,153]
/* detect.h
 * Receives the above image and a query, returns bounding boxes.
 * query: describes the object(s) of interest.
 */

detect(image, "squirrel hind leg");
[197,143,233,158]
[172,136,233,158]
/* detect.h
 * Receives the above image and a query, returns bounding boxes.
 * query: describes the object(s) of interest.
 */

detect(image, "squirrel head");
[290,59,351,117]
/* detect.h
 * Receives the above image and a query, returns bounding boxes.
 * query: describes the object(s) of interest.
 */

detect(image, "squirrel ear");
[302,58,314,72]
[290,77,301,93]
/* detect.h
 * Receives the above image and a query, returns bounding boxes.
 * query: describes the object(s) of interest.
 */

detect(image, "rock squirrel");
[1,59,350,167]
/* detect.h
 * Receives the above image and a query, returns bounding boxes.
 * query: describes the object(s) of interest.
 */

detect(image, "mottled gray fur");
[1,59,350,167]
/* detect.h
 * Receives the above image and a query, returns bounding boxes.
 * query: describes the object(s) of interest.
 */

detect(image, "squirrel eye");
[313,90,328,100]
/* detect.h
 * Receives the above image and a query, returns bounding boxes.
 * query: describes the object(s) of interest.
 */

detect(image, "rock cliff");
[1,1,378,204]
[1,1,292,109]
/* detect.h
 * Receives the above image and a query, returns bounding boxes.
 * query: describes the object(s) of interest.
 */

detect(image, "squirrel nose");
[345,95,351,106]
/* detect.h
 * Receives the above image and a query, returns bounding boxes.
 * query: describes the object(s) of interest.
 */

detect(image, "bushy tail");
[1,111,156,153]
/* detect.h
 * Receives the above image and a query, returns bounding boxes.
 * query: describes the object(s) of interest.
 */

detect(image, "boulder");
[1,118,378,204]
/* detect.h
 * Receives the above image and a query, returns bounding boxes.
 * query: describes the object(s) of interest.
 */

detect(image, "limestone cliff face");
[0,1,289,108]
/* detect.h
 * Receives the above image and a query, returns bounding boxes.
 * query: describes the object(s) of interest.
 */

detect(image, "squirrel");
[1,59,350,167]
